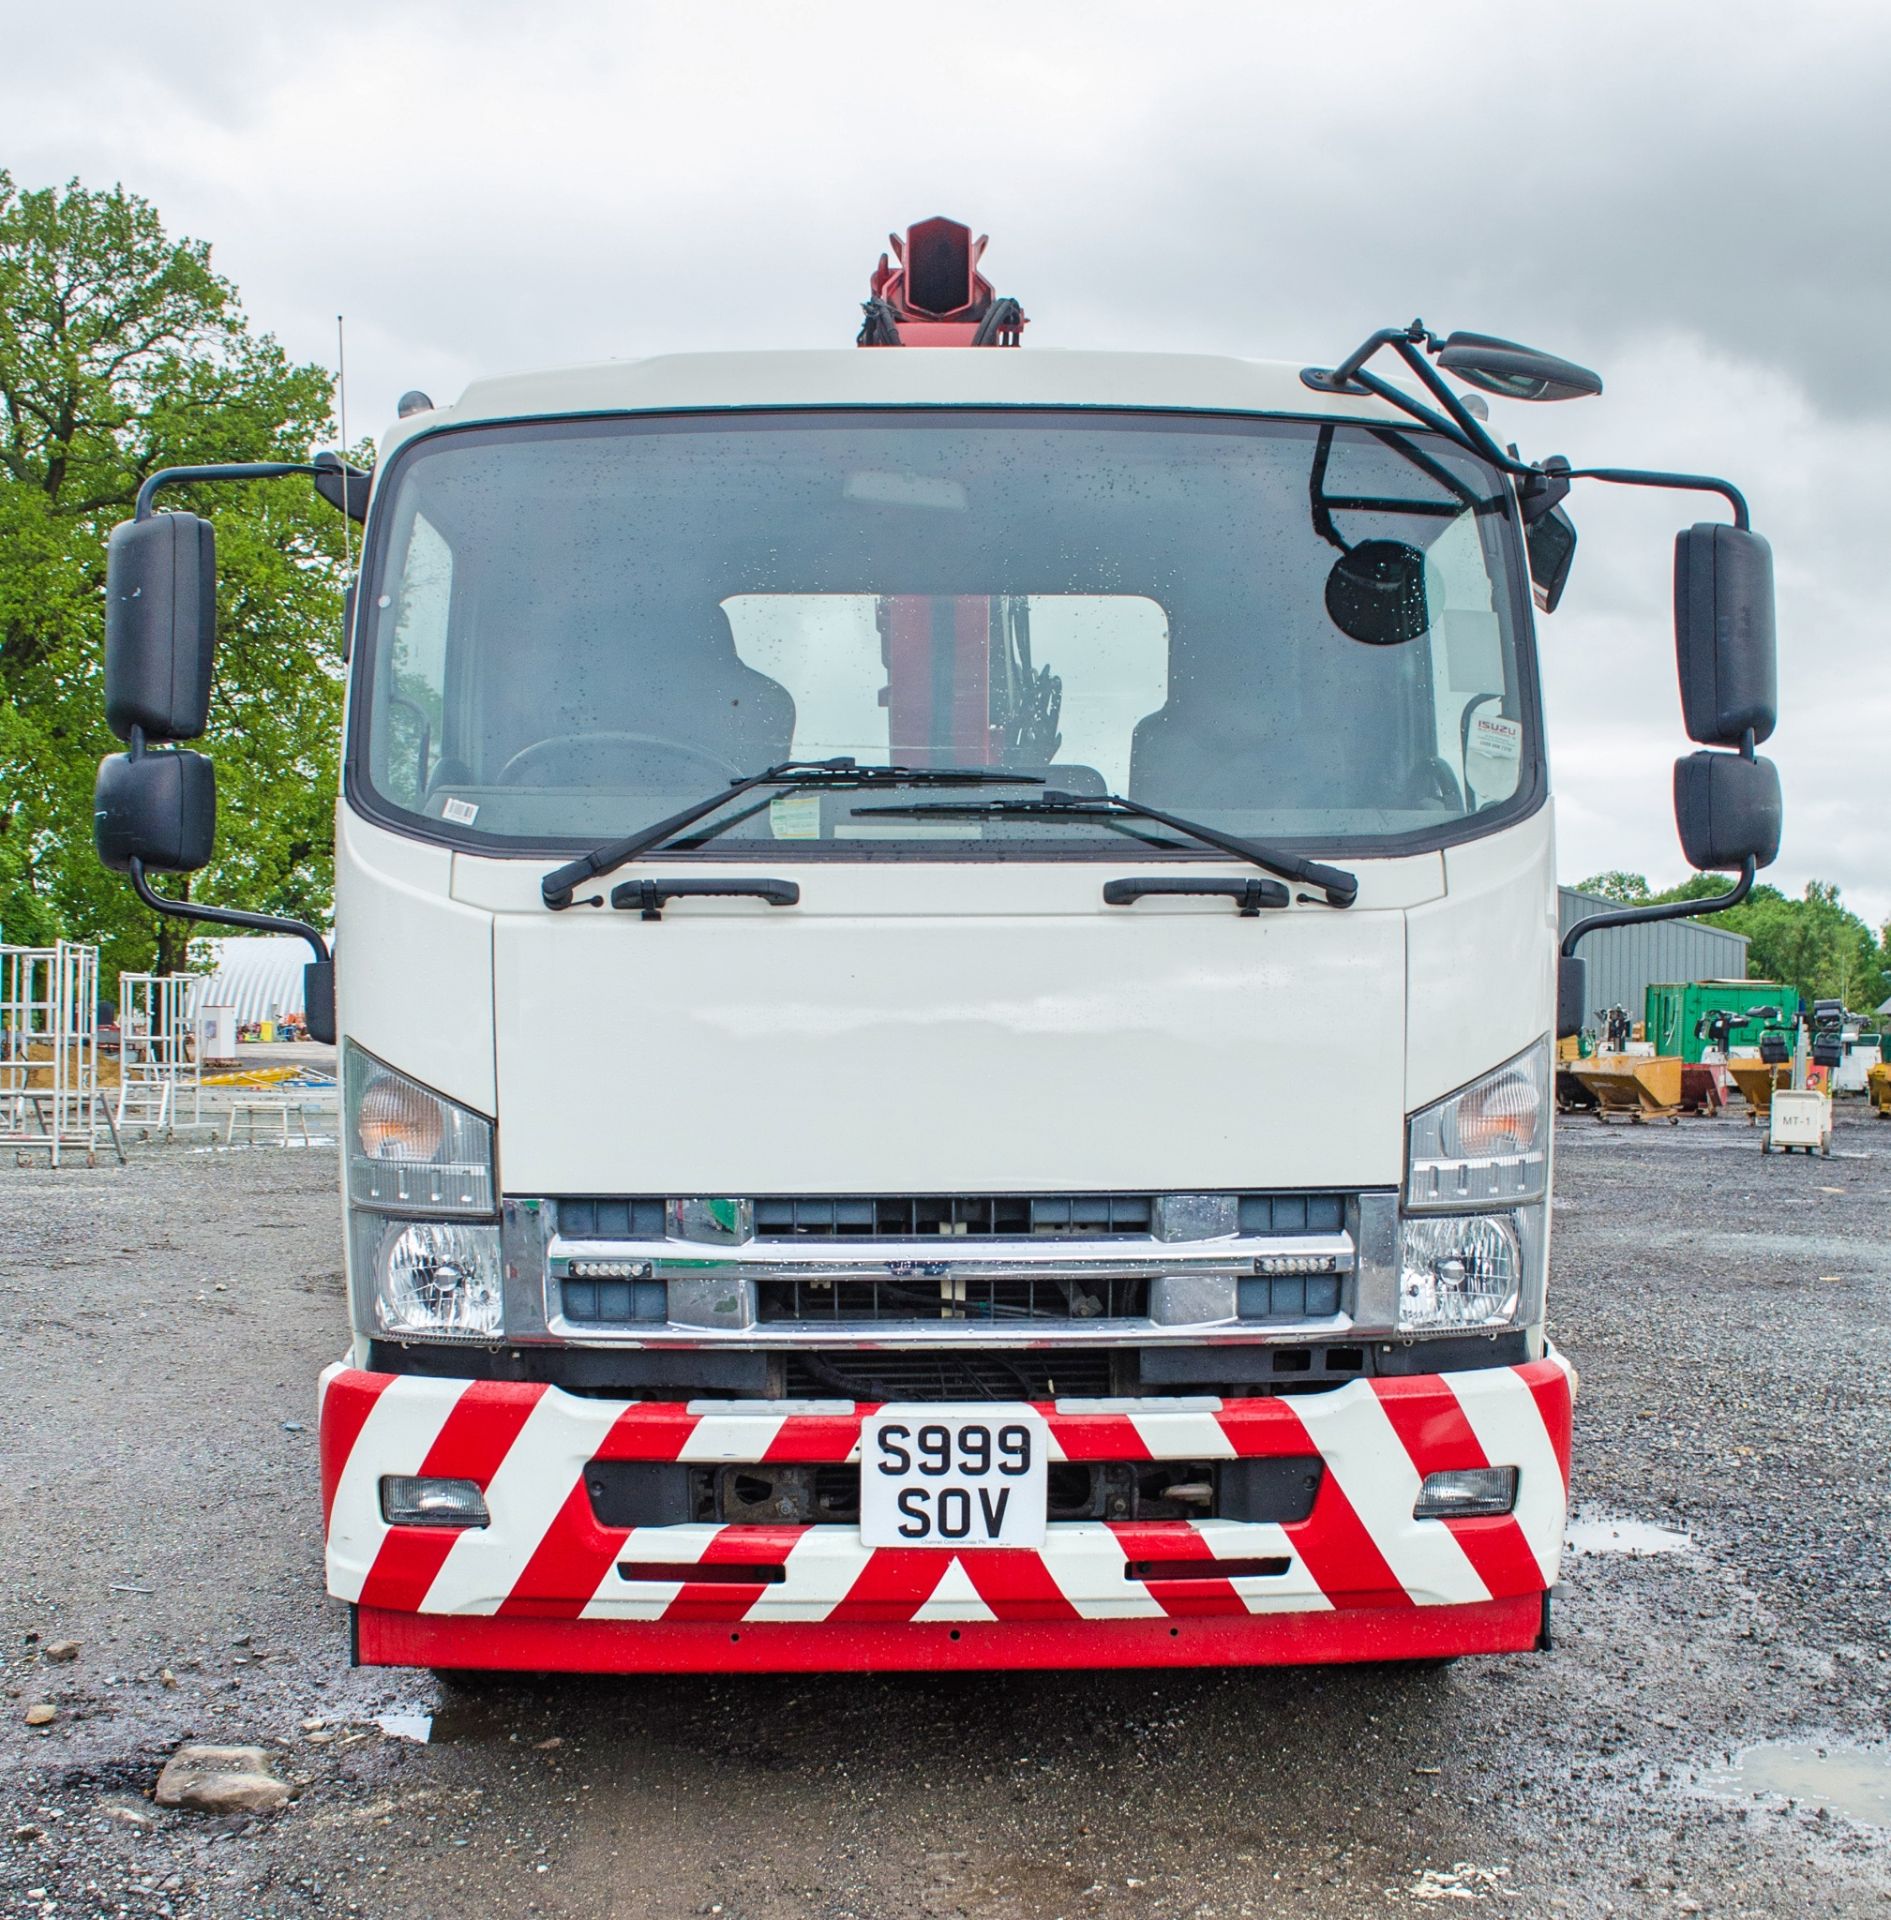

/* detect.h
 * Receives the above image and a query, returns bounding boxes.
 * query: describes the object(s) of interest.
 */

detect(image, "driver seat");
[504,602,796,787]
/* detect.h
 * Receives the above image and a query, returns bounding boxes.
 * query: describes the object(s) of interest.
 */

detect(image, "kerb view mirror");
[1325,540,1429,646]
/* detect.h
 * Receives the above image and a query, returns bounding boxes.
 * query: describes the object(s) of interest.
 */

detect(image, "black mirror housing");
[1525,506,1577,614]
[304,960,337,1045]
[1674,750,1780,871]
[1435,332,1603,402]
[94,749,217,873]
[1557,953,1587,1040]
[1675,524,1776,746]
[311,451,371,523]
[105,514,217,742]
[1325,540,1430,645]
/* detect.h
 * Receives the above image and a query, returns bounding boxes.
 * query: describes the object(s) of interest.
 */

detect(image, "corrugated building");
[193,934,318,1026]
[1557,886,1750,1021]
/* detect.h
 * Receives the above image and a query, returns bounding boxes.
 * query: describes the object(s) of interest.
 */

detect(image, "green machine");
[1644,980,1800,1063]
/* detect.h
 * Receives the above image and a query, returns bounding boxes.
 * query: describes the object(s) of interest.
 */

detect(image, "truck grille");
[553,1192,1348,1241]
[753,1193,1156,1237]
[755,1274,1149,1324]
[781,1350,1119,1401]
[586,1455,1326,1527]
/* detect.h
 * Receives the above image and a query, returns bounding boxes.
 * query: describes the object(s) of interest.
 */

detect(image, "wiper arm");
[851,791,1360,907]
[541,760,1042,908]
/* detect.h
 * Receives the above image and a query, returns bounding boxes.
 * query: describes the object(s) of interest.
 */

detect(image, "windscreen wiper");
[541,760,1043,909]
[851,791,1359,907]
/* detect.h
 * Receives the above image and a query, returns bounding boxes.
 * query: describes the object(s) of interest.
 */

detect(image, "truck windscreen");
[352,409,1538,857]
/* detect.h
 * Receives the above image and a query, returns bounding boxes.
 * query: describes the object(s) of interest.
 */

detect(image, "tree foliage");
[0,170,347,977]
[1576,869,1889,1011]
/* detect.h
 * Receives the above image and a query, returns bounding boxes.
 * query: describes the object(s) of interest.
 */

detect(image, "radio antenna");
[335,313,354,575]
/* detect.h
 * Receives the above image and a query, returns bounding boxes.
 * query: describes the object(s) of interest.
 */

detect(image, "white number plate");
[859,1407,1048,1548]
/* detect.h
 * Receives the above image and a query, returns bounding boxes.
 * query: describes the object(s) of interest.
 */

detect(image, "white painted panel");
[1405,808,1557,1113]
[491,884,1409,1194]
[334,809,496,1115]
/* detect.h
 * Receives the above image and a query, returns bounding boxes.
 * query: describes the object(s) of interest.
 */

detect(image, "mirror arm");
[1328,324,1427,387]
[135,461,324,521]
[1385,335,1513,466]
[1553,465,1750,532]
[1560,856,1755,959]
[126,855,331,966]
[1307,326,1753,531]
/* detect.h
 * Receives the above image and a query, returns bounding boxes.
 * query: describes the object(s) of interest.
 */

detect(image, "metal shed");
[1557,887,1751,1021]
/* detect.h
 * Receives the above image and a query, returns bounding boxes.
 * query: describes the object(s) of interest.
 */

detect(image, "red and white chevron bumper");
[322,1356,1573,1673]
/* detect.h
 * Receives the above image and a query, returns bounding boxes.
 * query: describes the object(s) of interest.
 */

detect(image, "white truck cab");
[93,222,1782,1673]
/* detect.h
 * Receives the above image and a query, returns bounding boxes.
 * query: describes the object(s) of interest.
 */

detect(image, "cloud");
[4,0,1883,922]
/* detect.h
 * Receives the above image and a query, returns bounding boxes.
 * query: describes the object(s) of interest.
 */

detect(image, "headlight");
[1399,1212,1522,1332]
[1405,1041,1549,1211]
[344,1042,502,1341]
[344,1043,494,1215]
[353,1214,504,1341]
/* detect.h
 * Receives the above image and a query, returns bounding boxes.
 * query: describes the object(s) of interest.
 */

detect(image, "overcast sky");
[6,0,1885,921]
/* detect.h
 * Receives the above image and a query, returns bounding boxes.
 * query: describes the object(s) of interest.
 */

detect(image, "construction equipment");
[1868,1061,1891,1115]
[1568,1006,1684,1122]
[1570,1049,1685,1123]
[1763,1005,1835,1155]
[1645,979,1798,1061]
[1727,1055,1790,1122]
[1555,1033,1598,1111]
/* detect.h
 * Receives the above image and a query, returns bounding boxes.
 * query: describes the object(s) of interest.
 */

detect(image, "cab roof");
[386,348,1425,451]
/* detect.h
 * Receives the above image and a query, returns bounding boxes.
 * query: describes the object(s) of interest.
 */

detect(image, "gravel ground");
[2,1107,1889,1918]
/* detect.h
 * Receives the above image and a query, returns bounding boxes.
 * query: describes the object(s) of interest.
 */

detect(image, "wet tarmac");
[2,1106,1889,1916]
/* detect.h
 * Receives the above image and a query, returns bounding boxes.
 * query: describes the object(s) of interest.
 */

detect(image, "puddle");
[1564,1515,1692,1556]
[373,1709,433,1743]
[1701,1741,1891,1828]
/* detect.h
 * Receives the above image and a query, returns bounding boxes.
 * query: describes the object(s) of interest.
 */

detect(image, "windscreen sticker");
[441,796,479,825]
[1470,714,1522,762]
[769,791,822,840]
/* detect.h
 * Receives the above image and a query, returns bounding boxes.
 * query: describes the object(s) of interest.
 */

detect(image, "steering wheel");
[494,732,747,787]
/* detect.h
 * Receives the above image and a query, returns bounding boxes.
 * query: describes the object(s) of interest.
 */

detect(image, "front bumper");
[321,1355,1573,1672]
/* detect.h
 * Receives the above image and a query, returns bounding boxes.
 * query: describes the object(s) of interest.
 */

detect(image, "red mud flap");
[356,1591,1544,1675]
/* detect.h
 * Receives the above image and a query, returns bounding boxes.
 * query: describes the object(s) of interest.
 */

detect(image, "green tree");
[1574,870,1652,903]
[1647,874,1886,1009]
[0,171,348,978]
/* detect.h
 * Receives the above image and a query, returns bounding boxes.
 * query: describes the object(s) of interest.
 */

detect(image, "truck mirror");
[1434,332,1602,402]
[311,451,371,523]
[104,513,218,742]
[1674,524,1776,746]
[1673,749,1780,871]
[93,748,217,874]
[1525,506,1577,614]
[1324,539,1429,645]
[1557,953,1587,1040]
[304,960,337,1046]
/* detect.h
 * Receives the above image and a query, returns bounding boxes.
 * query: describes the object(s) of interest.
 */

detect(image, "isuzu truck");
[93,219,1782,1673]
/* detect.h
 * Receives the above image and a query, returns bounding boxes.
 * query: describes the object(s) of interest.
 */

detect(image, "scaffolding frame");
[0,942,122,1167]
[115,971,204,1138]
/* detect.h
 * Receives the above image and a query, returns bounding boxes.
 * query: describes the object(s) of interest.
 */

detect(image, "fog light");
[1414,1466,1519,1519]
[380,1476,490,1528]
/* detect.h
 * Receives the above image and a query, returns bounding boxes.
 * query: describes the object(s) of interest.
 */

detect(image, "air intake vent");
[1237,1193,1345,1235]
[558,1198,666,1238]
[753,1194,1155,1238]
